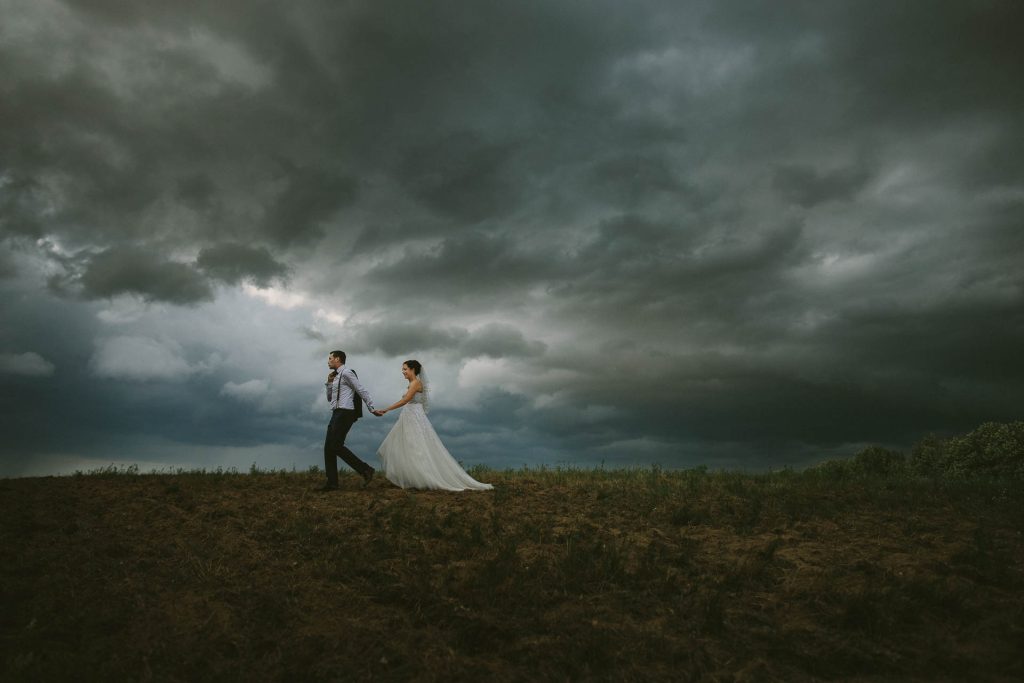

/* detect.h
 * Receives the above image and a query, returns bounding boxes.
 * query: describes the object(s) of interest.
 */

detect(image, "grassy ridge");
[2,466,1022,681]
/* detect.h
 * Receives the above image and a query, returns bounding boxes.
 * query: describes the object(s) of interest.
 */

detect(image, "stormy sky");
[2,0,1022,476]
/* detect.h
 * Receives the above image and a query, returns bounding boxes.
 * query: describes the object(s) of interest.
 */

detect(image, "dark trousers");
[324,408,373,485]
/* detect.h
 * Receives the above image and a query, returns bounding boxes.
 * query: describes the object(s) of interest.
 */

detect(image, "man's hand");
[372,409,385,417]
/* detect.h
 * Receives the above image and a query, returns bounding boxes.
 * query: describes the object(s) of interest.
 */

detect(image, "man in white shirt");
[321,350,378,490]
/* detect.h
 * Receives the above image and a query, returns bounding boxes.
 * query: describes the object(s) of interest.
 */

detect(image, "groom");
[321,350,378,490]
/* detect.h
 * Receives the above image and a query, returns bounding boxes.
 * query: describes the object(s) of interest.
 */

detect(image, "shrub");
[909,435,947,476]
[851,446,906,476]
[910,422,1024,479]
[943,421,1024,479]
[818,421,1024,480]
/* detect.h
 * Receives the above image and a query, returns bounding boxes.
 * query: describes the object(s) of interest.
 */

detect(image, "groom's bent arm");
[344,368,376,412]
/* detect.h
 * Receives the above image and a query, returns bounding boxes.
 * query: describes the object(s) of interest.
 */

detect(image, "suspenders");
[350,369,364,419]
[331,368,364,418]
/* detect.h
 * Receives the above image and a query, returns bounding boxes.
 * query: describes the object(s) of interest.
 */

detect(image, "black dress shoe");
[317,483,339,492]
[362,468,375,487]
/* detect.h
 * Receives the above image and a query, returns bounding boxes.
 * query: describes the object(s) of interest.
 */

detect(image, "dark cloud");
[772,163,871,208]
[0,243,17,279]
[341,320,545,360]
[589,153,687,208]
[78,247,213,304]
[261,165,360,246]
[343,321,465,357]
[396,133,521,222]
[0,175,48,239]
[1,0,1022,476]
[196,243,289,286]
[299,326,327,343]
[460,323,547,359]
[361,231,559,305]
[174,174,217,209]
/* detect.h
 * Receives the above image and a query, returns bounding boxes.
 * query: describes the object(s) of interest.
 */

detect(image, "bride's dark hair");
[403,359,422,376]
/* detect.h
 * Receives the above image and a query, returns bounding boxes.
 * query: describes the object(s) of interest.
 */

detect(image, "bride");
[373,360,493,491]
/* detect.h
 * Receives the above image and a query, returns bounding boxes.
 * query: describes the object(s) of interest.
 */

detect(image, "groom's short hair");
[330,350,346,363]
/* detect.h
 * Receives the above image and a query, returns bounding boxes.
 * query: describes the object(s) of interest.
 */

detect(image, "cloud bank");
[1,1,1022,475]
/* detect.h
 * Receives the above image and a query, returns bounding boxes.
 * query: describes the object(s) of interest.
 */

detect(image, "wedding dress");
[376,388,493,491]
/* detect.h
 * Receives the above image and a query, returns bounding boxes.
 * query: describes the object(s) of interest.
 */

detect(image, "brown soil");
[1,469,1022,681]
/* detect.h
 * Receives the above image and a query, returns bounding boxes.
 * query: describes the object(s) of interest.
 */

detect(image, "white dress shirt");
[326,365,376,412]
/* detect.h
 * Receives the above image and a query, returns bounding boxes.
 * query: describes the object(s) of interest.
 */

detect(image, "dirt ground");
[2,468,1022,681]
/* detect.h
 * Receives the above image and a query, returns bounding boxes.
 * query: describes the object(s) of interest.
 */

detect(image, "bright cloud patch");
[90,336,197,380]
[243,284,309,310]
[221,379,271,402]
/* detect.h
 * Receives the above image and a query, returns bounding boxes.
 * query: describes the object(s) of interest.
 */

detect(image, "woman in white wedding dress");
[373,360,493,491]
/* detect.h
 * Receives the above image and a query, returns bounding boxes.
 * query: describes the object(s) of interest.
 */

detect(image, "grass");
[1,466,1022,681]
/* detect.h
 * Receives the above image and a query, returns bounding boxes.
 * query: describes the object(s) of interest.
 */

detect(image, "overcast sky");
[1,1,1022,476]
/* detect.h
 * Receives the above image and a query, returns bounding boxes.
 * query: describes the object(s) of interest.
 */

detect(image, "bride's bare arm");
[380,379,422,414]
